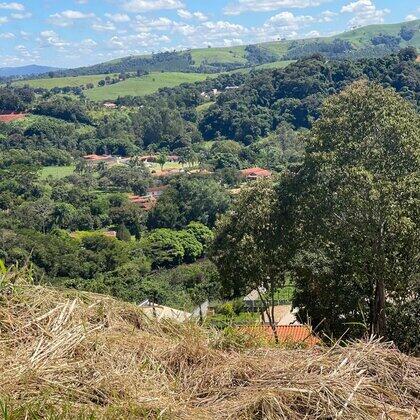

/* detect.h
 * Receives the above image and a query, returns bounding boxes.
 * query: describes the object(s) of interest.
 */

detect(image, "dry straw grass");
[0,268,419,419]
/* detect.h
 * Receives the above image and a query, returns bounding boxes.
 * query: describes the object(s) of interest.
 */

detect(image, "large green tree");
[286,80,419,340]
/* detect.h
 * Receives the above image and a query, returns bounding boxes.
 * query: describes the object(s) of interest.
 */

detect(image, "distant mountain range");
[0,65,60,78]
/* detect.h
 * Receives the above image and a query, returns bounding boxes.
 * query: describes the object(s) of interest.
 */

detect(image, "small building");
[240,325,320,346]
[139,155,157,163]
[139,300,192,322]
[240,167,272,180]
[103,102,117,109]
[146,185,168,198]
[167,155,180,163]
[83,154,113,163]
[225,86,240,90]
[103,230,117,238]
[129,195,157,211]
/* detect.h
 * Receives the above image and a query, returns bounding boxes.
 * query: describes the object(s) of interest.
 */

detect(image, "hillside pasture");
[39,165,75,180]
[191,45,247,65]
[85,72,214,101]
[13,74,115,89]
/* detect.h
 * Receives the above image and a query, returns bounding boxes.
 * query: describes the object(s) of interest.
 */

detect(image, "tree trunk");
[372,278,386,338]
[257,287,279,344]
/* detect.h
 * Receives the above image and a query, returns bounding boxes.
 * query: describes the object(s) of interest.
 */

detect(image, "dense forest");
[0,48,419,352]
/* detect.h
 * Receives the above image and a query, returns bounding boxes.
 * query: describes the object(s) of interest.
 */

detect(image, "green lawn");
[85,72,214,101]
[39,165,75,180]
[13,74,116,89]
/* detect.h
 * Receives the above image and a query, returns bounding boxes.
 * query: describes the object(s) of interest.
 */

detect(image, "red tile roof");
[240,167,272,178]
[83,154,112,161]
[129,195,157,211]
[0,113,26,123]
[240,325,320,346]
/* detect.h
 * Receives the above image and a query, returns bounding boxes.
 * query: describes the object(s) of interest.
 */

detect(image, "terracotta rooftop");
[240,167,272,178]
[129,195,157,211]
[0,113,26,123]
[83,154,112,161]
[240,325,320,346]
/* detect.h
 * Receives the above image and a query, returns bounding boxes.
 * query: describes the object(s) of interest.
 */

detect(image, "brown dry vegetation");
[0,268,419,419]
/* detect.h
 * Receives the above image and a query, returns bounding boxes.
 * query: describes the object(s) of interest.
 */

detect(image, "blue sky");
[0,0,418,68]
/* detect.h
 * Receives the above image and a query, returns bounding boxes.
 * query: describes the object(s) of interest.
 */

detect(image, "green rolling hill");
[10,19,419,102]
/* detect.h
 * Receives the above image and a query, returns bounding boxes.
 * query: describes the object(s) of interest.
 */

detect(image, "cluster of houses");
[139,288,319,346]
[129,185,168,211]
[200,85,240,100]
[82,154,180,168]
[83,153,272,180]
[83,154,131,165]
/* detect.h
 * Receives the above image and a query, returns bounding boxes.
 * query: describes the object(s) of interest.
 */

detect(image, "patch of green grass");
[196,101,215,113]
[13,74,117,89]
[253,60,295,70]
[230,60,295,74]
[39,165,75,180]
[200,141,216,150]
[85,72,214,101]
[191,46,247,65]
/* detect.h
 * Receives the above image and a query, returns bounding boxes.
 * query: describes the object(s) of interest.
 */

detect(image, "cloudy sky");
[0,0,418,68]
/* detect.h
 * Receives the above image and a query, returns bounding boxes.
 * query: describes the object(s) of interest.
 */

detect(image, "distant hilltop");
[0,64,62,78]
[5,19,419,81]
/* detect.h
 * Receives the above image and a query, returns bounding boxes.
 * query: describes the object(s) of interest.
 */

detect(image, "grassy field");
[13,74,116,89]
[191,45,247,65]
[39,165,75,179]
[254,60,295,70]
[2,270,418,418]
[85,72,214,101]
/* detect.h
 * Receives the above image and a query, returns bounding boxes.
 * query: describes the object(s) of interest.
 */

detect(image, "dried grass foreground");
[0,269,419,419]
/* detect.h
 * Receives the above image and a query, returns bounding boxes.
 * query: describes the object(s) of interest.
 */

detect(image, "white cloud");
[341,0,389,27]
[11,12,31,19]
[0,31,14,38]
[320,10,337,22]
[405,14,417,22]
[80,38,98,47]
[224,0,330,15]
[92,21,116,31]
[177,9,208,21]
[0,16,8,24]
[305,30,320,37]
[193,12,208,22]
[105,13,131,23]
[266,11,314,27]
[122,0,184,13]
[38,31,70,48]
[177,9,192,19]
[49,10,96,27]
[40,30,57,38]
[106,32,171,52]
[15,44,32,57]
[133,15,176,31]
[0,2,24,11]
[251,11,316,41]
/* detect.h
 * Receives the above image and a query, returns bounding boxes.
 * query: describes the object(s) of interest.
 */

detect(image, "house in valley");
[240,167,272,180]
